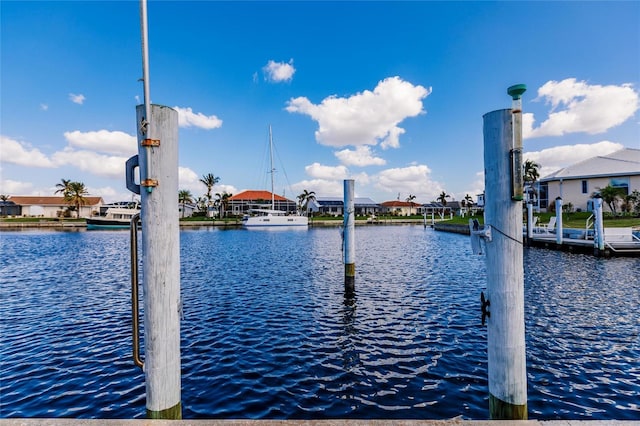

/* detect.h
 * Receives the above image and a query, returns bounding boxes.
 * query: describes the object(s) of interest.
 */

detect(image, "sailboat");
[241,126,309,228]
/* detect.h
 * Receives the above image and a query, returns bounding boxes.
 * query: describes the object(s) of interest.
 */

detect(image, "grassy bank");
[439,211,640,229]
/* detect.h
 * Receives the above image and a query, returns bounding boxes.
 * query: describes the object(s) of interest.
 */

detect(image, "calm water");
[1,226,638,420]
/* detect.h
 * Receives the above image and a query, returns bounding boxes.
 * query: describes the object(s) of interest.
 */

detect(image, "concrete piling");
[481,84,528,420]
[555,197,563,245]
[343,179,355,292]
[137,104,182,419]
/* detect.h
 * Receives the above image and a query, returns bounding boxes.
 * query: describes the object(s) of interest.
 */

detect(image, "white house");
[8,196,104,218]
[537,148,640,212]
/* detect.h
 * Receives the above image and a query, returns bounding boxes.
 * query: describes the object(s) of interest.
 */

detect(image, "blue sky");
[2,1,639,204]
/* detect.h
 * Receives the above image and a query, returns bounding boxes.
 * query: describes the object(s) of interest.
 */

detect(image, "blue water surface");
[0,226,638,419]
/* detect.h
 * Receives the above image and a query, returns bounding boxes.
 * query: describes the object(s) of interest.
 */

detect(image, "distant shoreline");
[0,217,437,229]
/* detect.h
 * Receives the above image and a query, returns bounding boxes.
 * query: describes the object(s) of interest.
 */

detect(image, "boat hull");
[86,218,138,230]
[242,216,308,227]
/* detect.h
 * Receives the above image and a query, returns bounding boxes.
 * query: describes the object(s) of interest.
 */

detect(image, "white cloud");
[64,130,137,156]
[458,171,485,201]
[523,79,639,139]
[286,76,431,149]
[69,93,85,104]
[291,179,344,198]
[0,178,34,194]
[374,164,444,202]
[305,162,349,180]
[263,59,295,83]
[51,148,127,179]
[0,136,55,167]
[40,104,48,111]
[179,166,236,197]
[524,140,624,178]
[334,146,386,167]
[174,106,223,130]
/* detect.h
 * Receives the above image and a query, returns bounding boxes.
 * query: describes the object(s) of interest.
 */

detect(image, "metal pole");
[343,179,355,292]
[483,104,527,419]
[137,104,181,419]
[555,197,563,245]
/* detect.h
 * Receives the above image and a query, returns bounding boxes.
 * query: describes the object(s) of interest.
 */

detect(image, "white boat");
[242,127,308,228]
[86,204,140,229]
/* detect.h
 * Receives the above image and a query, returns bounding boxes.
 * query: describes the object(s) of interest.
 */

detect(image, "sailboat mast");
[269,125,275,210]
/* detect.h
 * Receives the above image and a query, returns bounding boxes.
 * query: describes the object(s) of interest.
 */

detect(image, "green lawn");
[440,211,640,229]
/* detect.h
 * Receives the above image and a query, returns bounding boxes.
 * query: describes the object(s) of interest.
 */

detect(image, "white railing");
[585,214,594,240]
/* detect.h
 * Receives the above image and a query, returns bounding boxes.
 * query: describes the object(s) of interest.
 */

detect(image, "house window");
[610,177,629,195]
[539,182,548,209]
[581,180,588,194]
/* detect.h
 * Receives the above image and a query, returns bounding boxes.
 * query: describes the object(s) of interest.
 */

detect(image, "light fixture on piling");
[507,84,527,202]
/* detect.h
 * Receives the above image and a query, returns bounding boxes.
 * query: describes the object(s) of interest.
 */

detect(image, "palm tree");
[437,191,450,217]
[215,191,232,218]
[297,189,316,215]
[199,173,220,205]
[54,178,72,197]
[63,181,88,218]
[464,193,474,215]
[405,194,416,216]
[523,160,540,201]
[178,190,193,218]
[0,195,8,202]
[595,185,625,215]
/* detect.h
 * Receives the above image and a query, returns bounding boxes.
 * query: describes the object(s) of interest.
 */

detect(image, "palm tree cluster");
[55,178,89,218]
[178,173,234,219]
[297,189,316,216]
[523,159,540,202]
[594,184,631,215]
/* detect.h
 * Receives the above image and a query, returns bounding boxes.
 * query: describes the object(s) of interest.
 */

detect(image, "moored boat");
[86,204,140,229]
[242,126,308,228]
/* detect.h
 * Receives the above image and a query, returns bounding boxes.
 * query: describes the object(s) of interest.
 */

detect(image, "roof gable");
[229,190,291,202]
[9,196,104,206]
[541,148,640,181]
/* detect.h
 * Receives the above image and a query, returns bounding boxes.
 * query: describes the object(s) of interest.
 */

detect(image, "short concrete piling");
[481,84,528,420]
[343,179,355,292]
[555,197,563,245]
[593,195,605,253]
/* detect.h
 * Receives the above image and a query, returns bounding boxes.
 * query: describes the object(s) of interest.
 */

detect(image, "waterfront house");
[381,200,420,216]
[8,195,104,218]
[228,190,297,216]
[308,197,381,216]
[538,148,640,212]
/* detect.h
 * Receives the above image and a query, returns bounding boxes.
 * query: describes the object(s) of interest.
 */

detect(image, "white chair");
[538,216,556,234]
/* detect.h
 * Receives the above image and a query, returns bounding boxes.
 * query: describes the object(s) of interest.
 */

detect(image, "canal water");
[0,226,638,420]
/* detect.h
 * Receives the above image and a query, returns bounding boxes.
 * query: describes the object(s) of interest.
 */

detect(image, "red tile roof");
[381,200,419,207]
[9,196,104,206]
[229,190,291,202]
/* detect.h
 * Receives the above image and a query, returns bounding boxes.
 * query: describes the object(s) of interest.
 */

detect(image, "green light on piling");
[507,84,527,201]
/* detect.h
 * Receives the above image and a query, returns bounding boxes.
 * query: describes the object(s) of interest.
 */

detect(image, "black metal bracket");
[481,291,490,326]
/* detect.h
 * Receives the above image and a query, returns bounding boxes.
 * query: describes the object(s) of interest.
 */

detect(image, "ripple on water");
[1,227,638,419]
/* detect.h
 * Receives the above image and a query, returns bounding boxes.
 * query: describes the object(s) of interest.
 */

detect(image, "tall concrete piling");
[481,84,528,419]
[343,179,355,292]
[137,104,182,419]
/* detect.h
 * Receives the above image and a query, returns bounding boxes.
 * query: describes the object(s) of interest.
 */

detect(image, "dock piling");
[555,197,563,245]
[480,84,528,420]
[593,195,605,253]
[343,179,355,292]
[137,104,182,419]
